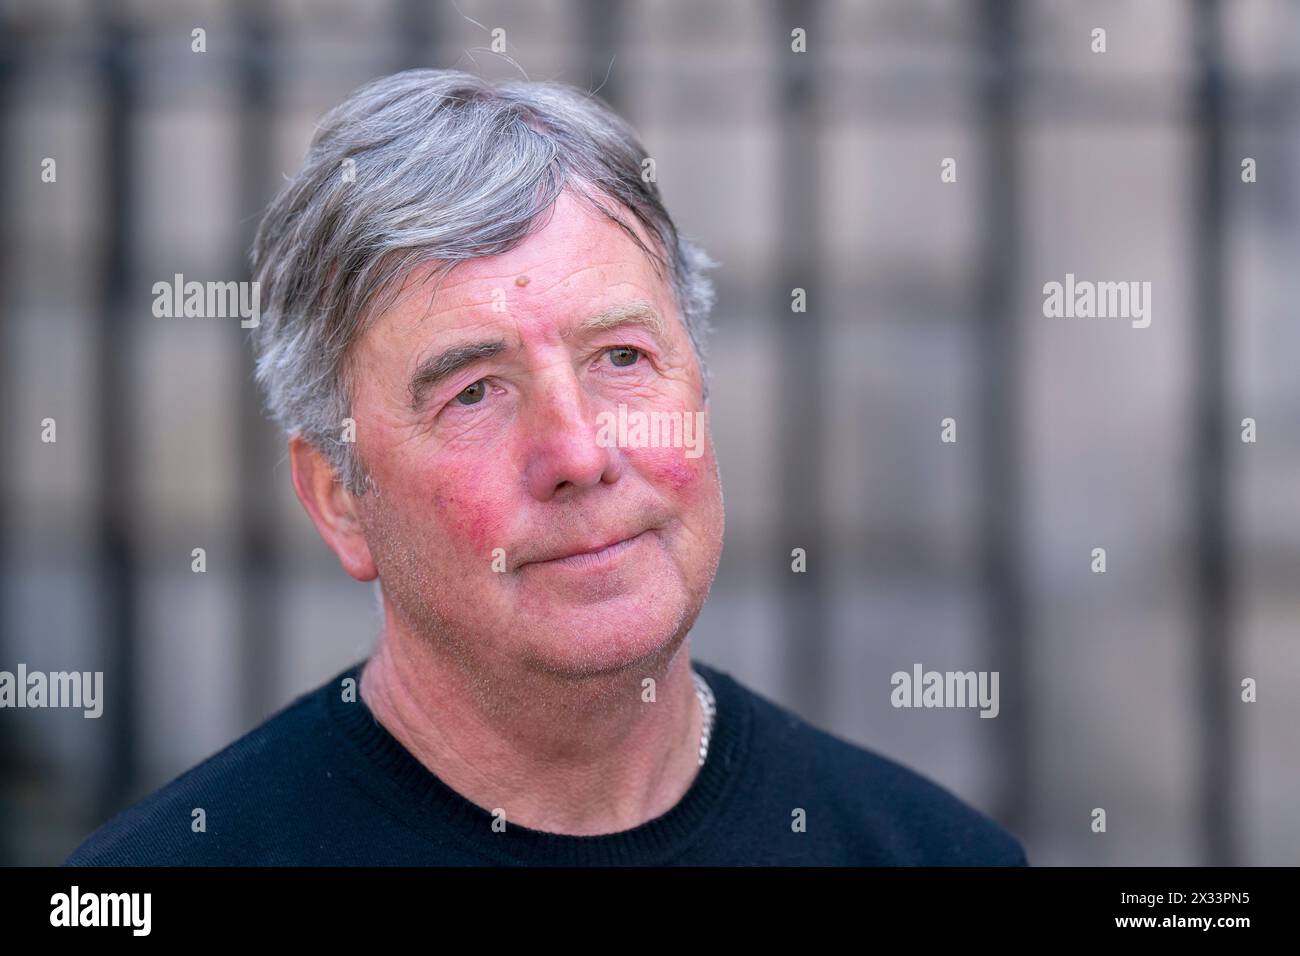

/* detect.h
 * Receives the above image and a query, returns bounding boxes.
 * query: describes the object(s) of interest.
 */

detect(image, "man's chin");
[510,599,695,679]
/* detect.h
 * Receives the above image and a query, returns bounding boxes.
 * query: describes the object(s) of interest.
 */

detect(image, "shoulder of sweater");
[62,669,342,866]
[692,660,1029,866]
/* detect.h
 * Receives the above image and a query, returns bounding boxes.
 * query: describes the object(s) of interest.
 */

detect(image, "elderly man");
[66,69,1027,866]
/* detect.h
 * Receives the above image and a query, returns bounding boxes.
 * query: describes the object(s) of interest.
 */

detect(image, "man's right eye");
[454,380,487,406]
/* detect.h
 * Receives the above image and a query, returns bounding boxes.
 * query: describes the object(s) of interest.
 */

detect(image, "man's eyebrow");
[408,339,507,410]
[571,302,672,346]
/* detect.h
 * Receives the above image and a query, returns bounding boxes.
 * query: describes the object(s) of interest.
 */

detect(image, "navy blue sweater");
[64,660,1028,866]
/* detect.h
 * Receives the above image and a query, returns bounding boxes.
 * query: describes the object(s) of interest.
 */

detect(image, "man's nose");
[521,366,622,501]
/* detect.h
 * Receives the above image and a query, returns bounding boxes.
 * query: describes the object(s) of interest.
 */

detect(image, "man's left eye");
[607,346,640,367]
[454,380,488,405]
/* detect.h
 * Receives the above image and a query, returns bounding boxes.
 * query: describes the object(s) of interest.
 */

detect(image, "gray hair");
[249,68,719,495]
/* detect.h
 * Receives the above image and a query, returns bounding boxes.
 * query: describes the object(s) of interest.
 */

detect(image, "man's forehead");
[393,192,665,309]
[412,298,672,353]
[377,245,673,342]
[380,273,672,345]
[360,194,682,365]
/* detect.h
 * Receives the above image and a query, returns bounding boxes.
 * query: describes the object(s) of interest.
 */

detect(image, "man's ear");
[288,435,378,582]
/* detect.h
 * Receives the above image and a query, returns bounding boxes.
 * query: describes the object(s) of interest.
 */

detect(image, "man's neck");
[358,621,704,836]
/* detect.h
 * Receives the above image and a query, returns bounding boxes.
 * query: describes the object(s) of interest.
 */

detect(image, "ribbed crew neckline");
[323,658,753,865]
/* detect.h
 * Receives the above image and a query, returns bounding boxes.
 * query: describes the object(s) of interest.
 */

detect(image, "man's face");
[344,189,724,677]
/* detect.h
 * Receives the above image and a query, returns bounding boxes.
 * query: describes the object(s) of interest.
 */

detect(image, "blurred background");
[1,0,1297,866]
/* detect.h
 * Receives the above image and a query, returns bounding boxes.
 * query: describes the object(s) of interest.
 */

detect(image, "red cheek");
[431,481,512,556]
[644,451,703,496]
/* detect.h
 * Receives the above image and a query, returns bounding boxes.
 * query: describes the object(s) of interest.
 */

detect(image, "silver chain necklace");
[692,671,716,767]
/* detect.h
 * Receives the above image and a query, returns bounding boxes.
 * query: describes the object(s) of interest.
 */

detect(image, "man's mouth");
[519,529,653,571]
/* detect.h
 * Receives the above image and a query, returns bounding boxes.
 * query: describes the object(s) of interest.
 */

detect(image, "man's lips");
[517,529,653,571]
